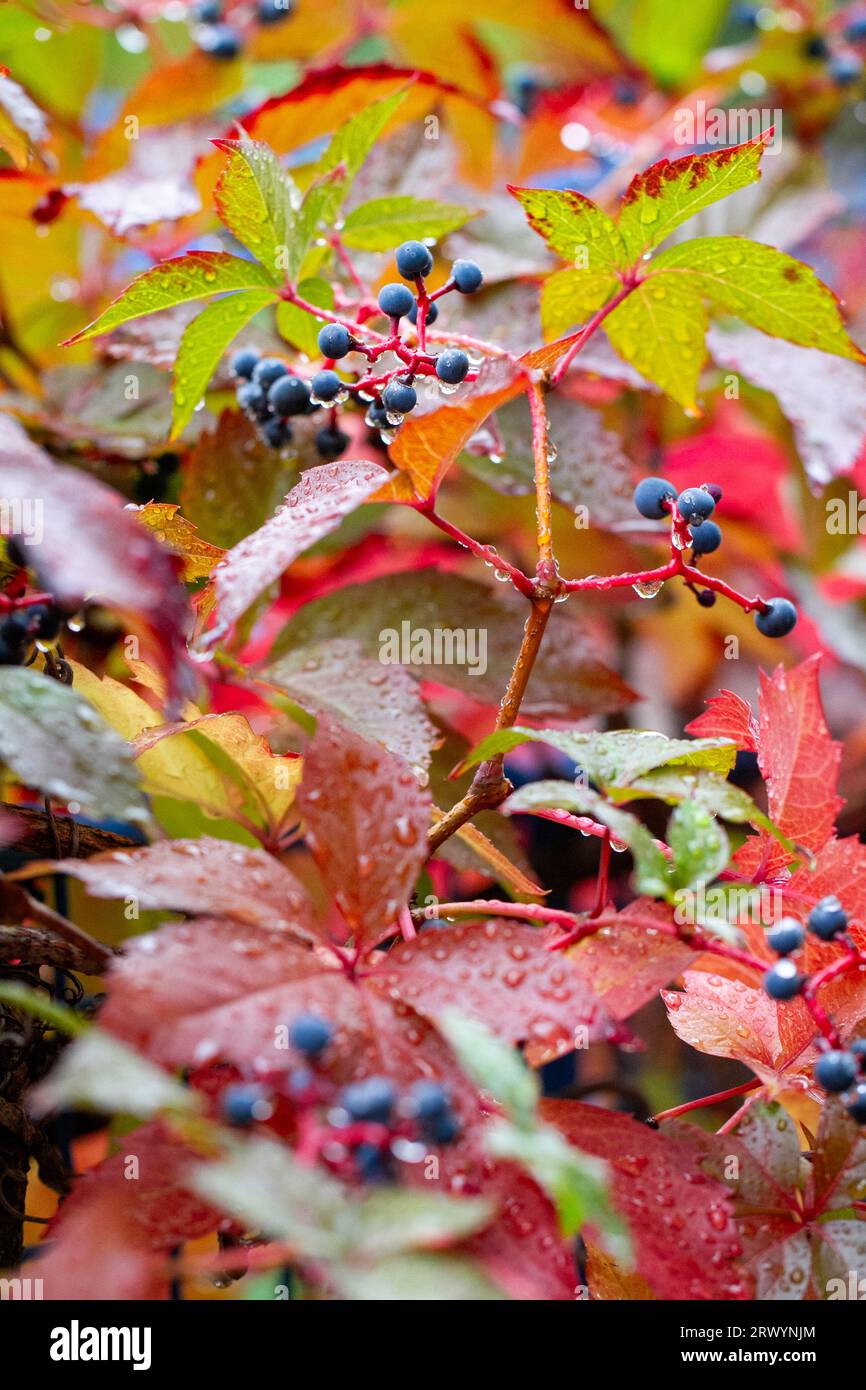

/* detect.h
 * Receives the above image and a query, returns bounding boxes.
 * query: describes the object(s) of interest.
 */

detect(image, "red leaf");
[297,717,430,943]
[213,460,388,630]
[44,837,315,938]
[466,1165,575,1300]
[685,688,758,749]
[0,416,192,705]
[663,968,820,1094]
[542,1100,748,1300]
[568,902,697,1021]
[662,425,803,551]
[33,1190,169,1301]
[370,920,612,1065]
[753,657,841,857]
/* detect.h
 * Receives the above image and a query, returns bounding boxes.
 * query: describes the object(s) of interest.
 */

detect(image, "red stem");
[652,1078,761,1125]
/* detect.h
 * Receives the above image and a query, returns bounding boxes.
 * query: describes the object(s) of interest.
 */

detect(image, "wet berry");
[258,0,294,22]
[766,918,805,956]
[395,241,433,279]
[763,959,805,1000]
[382,381,417,415]
[252,357,288,389]
[815,1049,859,1093]
[378,283,415,319]
[237,381,266,415]
[847,1083,866,1123]
[289,1013,332,1058]
[808,895,848,941]
[310,370,343,402]
[451,258,483,293]
[231,348,259,379]
[262,417,291,449]
[408,298,438,326]
[691,520,722,554]
[435,348,469,384]
[633,477,676,519]
[268,374,311,415]
[755,598,797,638]
[199,23,241,58]
[221,1083,271,1127]
[677,487,715,525]
[317,323,353,359]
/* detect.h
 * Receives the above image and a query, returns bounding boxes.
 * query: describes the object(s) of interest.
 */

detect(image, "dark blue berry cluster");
[216,1012,460,1184]
[0,602,61,666]
[763,898,866,1122]
[632,476,798,636]
[193,0,295,61]
[231,348,349,459]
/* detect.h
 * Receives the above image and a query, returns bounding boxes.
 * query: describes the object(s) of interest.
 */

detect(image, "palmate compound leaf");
[671,1100,866,1300]
[296,716,430,944]
[0,667,147,825]
[211,460,389,633]
[614,236,866,411]
[0,417,192,703]
[542,1100,749,1300]
[461,725,737,785]
[567,902,698,1023]
[29,836,315,938]
[62,251,275,346]
[266,569,637,720]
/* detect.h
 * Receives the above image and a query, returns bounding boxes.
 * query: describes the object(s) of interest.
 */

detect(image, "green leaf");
[612,767,795,855]
[605,272,709,411]
[509,185,626,268]
[438,1010,539,1129]
[616,134,770,262]
[0,982,85,1036]
[0,667,147,824]
[341,195,475,251]
[307,87,410,235]
[540,265,622,339]
[591,0,728,86]
[667,799,729,891]
[276,276,334,356]
[351,1189,493,1261]
[171,288,276,440]
[461,726,736,786]
[63,252,273,345]
[651,237,866,363]
[503,780,671,898]
[32,1028,199,1120]
[213,138,300,282]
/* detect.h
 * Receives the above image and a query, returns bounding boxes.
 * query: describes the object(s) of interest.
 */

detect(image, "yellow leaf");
[132,504,225,582]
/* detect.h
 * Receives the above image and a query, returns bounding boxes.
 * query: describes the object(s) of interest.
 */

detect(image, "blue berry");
[289,1013,332,1057]
[355,1142,389,1182]
[199,23,241,58]
[287,1066,316,1100]
[633,477,676,519]
[268,374,310,415]
[427,1111,460,1144]
[804,34,829,59]
[253,357,288,389]
[230,347,259,379]
[420,916,450,929]
[317,323,353,359]
[435,349,469,384]
[766,918,805,956]
[395,240,433,279]
[815,1049,859,1093]
[262,417,291,448]
[830,52,864,84]
[378,283,415,319]
[382,381,417,415]
[704,482,723,502]
[237,381,265,414]
[221,1083,270,1127]
[310,370,343,402]
[755,598,797,638]
[408,298,438,326]
[763,959,805,1000]
[315,427,349,460]
[451,259,483,294]
[697,589,716,607]
[731,4,759,28]
[367,402,389,429]
[808,895,848,941]
[408,1080,450,1120]
[845,18,866,41]
[339,1076,396,1124]
[677,487,715,525]
[258,0,294,22]
[847,1083,866,1123]
[691,520,722,555]
[850,1039,866,1059]
[195,0,222,20]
